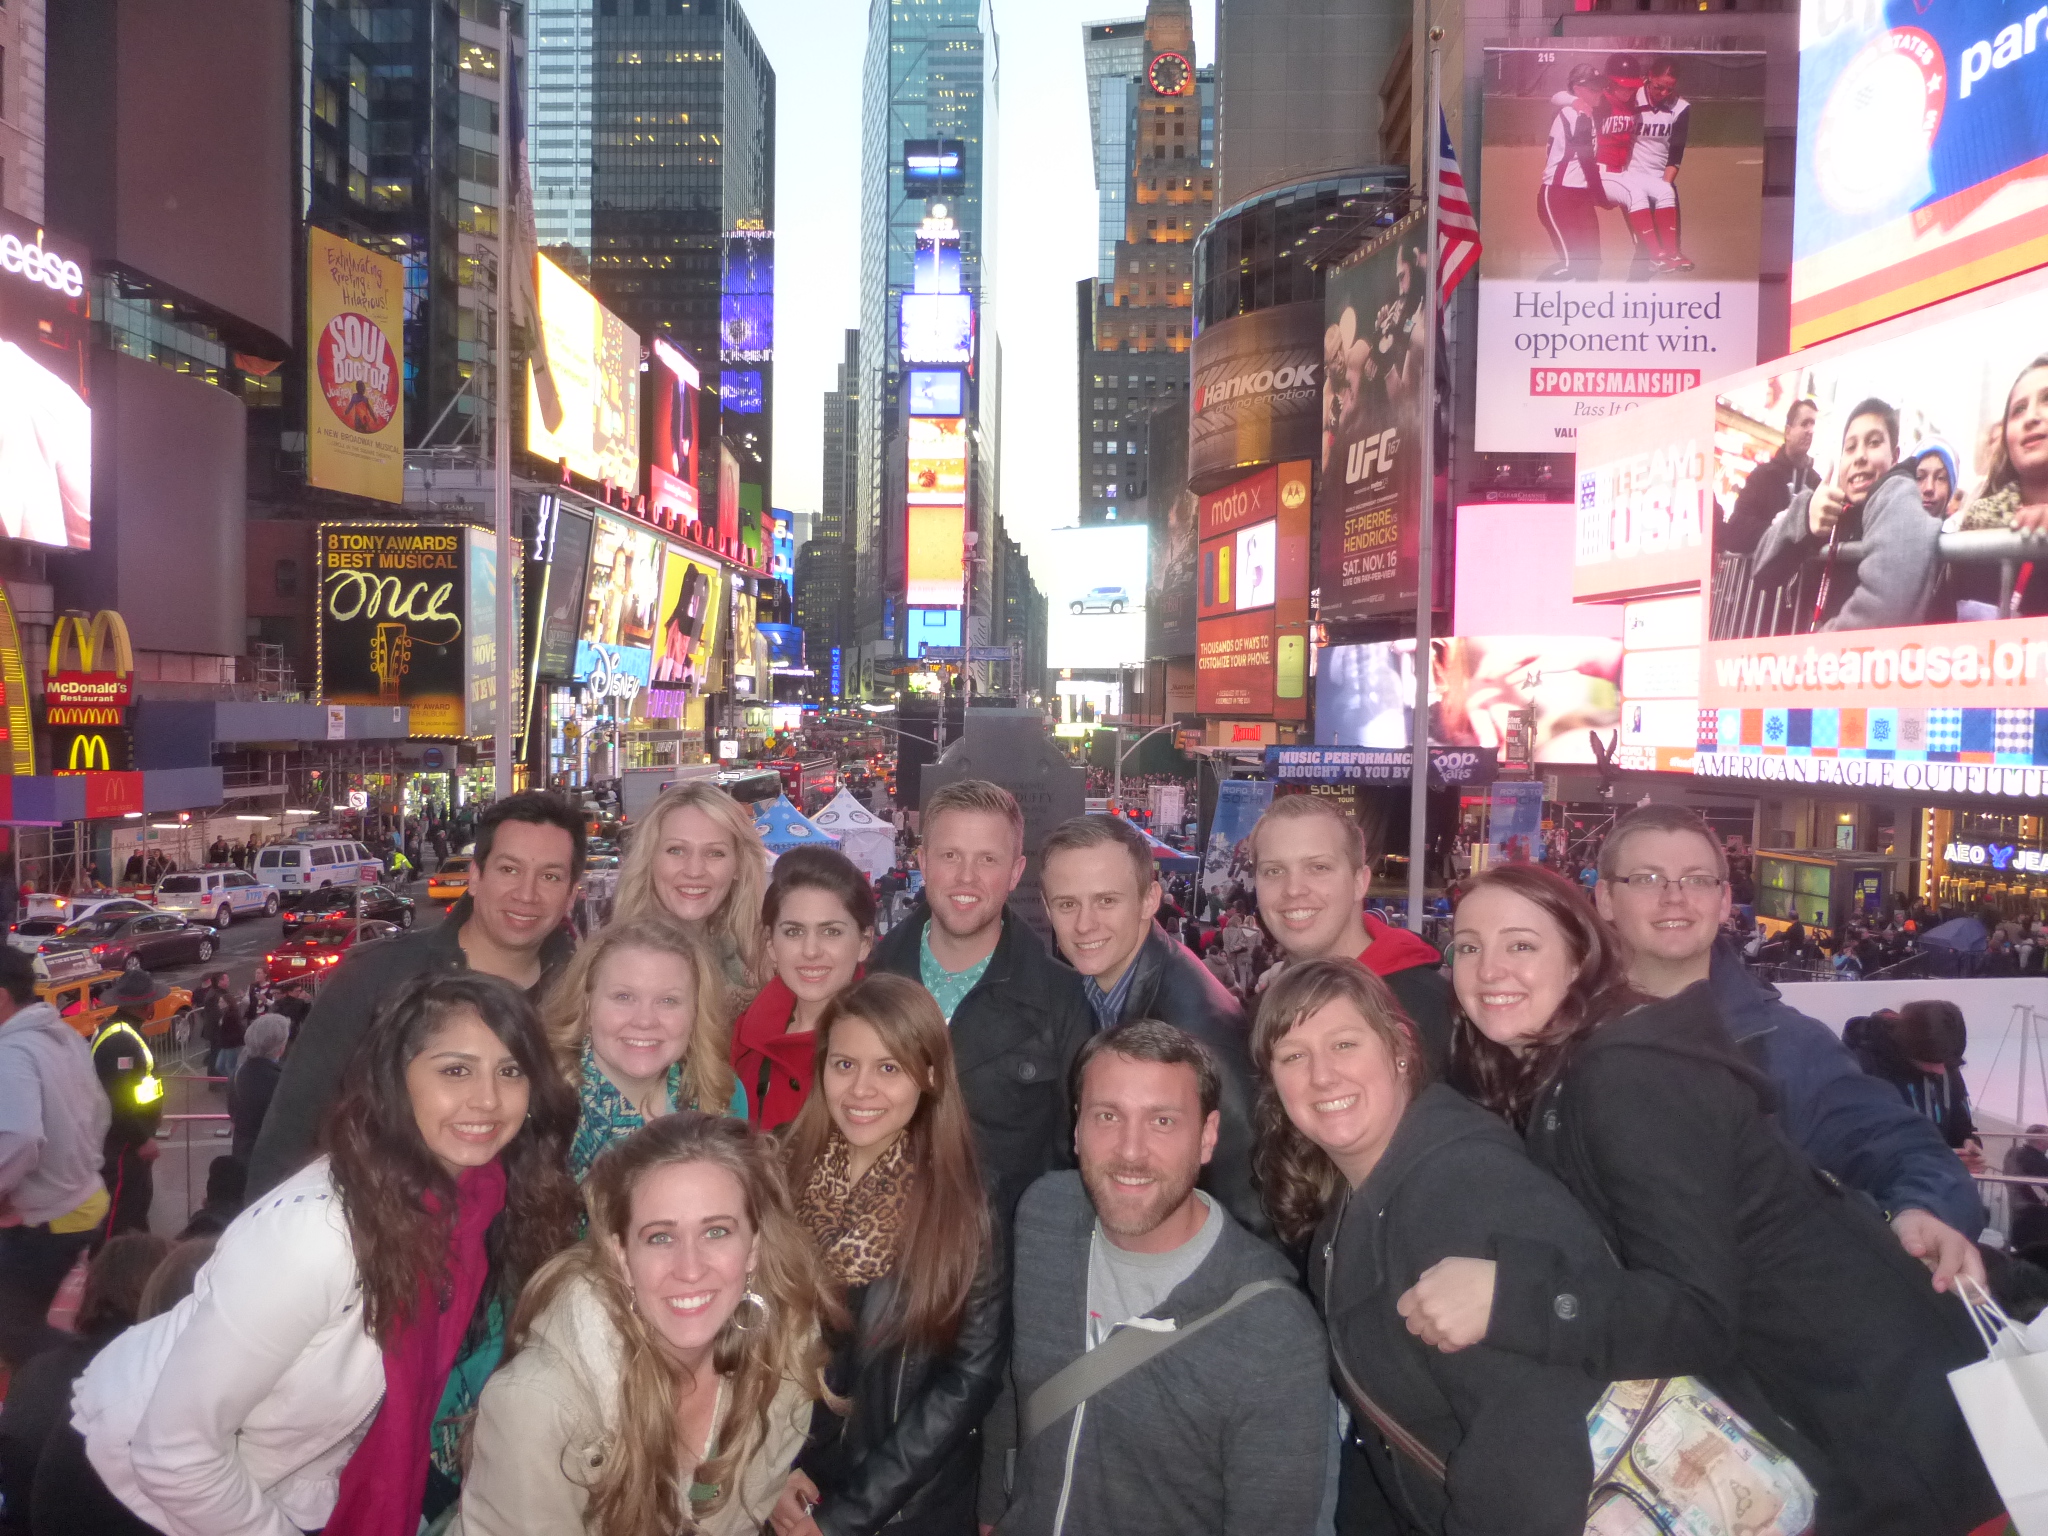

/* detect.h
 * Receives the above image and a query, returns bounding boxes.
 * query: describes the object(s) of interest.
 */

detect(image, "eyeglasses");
[1612,872,1725,893]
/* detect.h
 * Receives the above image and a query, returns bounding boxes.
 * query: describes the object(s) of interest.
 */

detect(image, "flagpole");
[494,0,517,800]
[1405,36,1443,935]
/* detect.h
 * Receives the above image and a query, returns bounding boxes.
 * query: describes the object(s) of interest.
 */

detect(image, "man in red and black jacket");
[1249,795,1452,1074]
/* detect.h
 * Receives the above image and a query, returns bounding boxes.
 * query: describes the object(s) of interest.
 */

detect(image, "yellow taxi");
[36,950,194,1048]
[427,855,472,904]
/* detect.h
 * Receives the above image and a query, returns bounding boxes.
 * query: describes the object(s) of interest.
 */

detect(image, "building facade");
[797,327,859,694]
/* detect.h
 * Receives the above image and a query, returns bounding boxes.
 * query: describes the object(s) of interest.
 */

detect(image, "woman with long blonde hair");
[453,1112,838,1536]
[613,782,770,996]
[769,973,1002,1536]
[544,918,746,1181]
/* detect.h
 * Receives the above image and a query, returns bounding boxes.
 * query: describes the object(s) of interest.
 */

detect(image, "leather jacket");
[802,1223,1010,1536]
[1117,925,1269,1239]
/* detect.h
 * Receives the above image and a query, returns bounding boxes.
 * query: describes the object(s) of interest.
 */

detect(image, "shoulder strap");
[1330,1342,1447,1484]
[1021,1277,1291,1443]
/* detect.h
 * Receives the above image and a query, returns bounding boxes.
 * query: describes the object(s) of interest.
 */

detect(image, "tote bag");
[1950,1275,2048,1535]
[1583,1377,1817,1535]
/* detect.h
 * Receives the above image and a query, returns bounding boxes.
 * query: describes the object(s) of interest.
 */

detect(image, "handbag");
[1582,1376,1816,1535]
[1949,1274,2048,1535]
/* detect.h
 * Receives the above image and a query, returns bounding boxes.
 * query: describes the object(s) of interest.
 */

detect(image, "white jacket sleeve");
[453,1361,591,1536]
[127,1196,368,1536]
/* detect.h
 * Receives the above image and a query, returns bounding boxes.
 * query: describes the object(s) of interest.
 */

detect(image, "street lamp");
[1110,720,1180,817]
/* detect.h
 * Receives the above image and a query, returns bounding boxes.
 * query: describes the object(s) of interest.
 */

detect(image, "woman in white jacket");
[51,972,581,1536]
[454,1110,838,1536]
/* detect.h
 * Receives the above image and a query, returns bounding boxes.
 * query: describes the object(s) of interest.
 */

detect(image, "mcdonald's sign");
[52,728,131,773]
[46,609,134,726]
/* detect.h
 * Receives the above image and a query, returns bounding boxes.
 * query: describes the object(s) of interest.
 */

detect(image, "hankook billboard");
[1188,301,1323,493]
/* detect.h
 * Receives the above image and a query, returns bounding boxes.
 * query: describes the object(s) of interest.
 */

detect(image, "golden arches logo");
[65,733,113,771]
[49,610,134,680]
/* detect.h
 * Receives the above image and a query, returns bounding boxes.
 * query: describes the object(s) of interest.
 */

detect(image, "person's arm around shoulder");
[453,1347,590,1536]
[126,1183,364,1536]
[1220,1280,1331,1536]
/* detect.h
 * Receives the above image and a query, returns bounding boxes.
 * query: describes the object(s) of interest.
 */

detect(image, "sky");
[745,0,1215,575]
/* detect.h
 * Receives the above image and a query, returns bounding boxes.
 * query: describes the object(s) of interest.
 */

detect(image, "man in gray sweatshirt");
[988,1020,1328,1536]
[0,948,111,1368]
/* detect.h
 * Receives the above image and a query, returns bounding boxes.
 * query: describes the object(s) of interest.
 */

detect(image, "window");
[311,847,334,866]
[460,43,500,76]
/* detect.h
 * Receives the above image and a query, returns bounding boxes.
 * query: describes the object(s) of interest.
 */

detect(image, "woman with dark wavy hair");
[1250,957,1611,1536]
[58,972,580,1536]
[1401,864,1999,1536]
[454,1112,837,1536]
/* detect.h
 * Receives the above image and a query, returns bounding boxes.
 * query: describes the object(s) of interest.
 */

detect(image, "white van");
[253,839,383,903]
[155,869,278,927]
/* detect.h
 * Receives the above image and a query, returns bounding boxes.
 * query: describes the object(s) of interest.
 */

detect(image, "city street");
[143,885,454,1236]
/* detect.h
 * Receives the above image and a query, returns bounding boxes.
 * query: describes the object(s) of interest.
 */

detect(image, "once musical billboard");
[306,228,404,504]
[528,253,641,489]
[1475,43,1766,453]
[317,523,467,737]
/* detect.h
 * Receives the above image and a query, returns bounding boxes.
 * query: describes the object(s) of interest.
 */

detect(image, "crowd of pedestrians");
[0,780,2027,1536]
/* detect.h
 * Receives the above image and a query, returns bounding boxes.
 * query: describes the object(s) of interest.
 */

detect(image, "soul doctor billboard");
[307,229,404,504]
[1475,44,1766,453]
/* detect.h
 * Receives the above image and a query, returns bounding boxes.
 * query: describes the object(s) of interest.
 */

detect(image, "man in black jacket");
[868,780,1094,1219]
[245,790,584,1197]
[1038,813,1266,1237]
[1722,396,1818,556]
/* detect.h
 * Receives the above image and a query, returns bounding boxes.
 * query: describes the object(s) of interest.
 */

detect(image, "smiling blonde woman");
[614,782,771,998]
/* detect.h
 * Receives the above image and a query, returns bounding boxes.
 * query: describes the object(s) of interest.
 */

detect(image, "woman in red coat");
[731,846,875,1130]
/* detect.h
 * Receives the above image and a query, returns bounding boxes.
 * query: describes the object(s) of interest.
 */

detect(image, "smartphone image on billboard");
[1277,634,1306,699]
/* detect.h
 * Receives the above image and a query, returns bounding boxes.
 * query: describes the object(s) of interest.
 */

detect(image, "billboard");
[306,228,403,504]
[1573,387,1719,600]
[0,214,90,550]
[577,510,661,687]
[1793,0,2048,349]
[722,227,773,295]
[1475,45,1766,453]
[719,294,773,362]
[905,605,962,659]
[1201,779,1274,902]
[906,504,967,607]
[1319,214,1429,620]
[718,443,741,545]
[908,368,965,416]
[317,523,467,737]
[1196,462,1311,718]
[901,293,975,365]
[1188,301,1323,492]
[720,370,764,414]
[760,622,803,670]
[528,252,642,489]
[1316,635,1624,763]
[647,335,700,525]
[905,138,965,193]
[1045,524,1150,670]
[653,547,721,692]
[464,526,516,741]
[534,504,593,679]
[907,416,968,504]
[1701,273,2048,720]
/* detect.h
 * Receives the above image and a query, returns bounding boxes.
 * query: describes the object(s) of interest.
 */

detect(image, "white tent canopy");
[811,788,896,883]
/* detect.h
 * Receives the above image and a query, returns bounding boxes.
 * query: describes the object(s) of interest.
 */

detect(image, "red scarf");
[325,1158,507,1536]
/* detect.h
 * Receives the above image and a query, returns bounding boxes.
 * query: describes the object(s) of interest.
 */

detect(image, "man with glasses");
[1595,804,1984,1291]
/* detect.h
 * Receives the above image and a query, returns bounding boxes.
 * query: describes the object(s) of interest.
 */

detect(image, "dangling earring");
[731,1286,770,1333]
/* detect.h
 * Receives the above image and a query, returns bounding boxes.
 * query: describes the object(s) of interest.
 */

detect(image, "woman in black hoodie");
[1405,865,1999,1536]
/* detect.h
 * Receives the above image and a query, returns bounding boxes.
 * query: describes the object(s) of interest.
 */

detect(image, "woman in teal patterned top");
[544,918,748,1182]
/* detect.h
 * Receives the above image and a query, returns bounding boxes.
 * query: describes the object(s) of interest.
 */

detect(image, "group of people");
[0,777,2015,1536]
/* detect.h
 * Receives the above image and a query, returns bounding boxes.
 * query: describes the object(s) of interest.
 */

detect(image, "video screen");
[528,253,642,488]
[577,511,662,685]
[901,294,974,365]
[720,295,773,362]
[1045,525,1149,670]
[720,371,764,414]
[907,416,967,505]
[906,504,966,607]
[721,229,773,295]
[0,340,90,550]
[914,234,962,295]
[1317,637,1623,763]
[908,369,964,417]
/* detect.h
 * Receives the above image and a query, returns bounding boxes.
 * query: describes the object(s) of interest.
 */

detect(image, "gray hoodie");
[1750,464,1939,631]
[0,1002,110,1225]
[991,1170,1329,1536]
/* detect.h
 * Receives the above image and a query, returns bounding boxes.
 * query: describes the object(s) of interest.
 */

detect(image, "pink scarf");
[325,1159,507,1536]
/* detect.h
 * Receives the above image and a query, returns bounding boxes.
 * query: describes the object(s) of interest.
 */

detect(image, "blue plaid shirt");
[1081,958,1141,1033]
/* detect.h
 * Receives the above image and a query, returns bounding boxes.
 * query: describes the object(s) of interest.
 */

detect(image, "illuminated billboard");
[904,138,965,194]
[317,524,467,737]
[0,212,90,549]
[1701,274,2048,729]
[1196,462,1311,719]
[720,371,764,414]
[653,545,720,693]
[577,510,661,686]
[647,336,700,525]
[1793,0,2048,349]
[901,293,974,365]
[719,294,773,362]
[908,369,965,417]
[1045,525,1150,670]
[905,605,962,659]
[529,253,642,488]
[906,504,967,607]
[1317,636,1624,763]
[534,504,593,679]
[721,228,773,295]
[907,416,968,505]
[306,228,403,505]
[1475,45,1765,453]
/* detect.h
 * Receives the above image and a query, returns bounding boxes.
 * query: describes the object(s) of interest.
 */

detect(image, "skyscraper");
[1084,18,1146,285]
[584,0,777,521]
[1076,0,1215,527]
[797,328,859,692]
[854,0,998,700]
[1215,0,1406,207]
[527,0,592,253]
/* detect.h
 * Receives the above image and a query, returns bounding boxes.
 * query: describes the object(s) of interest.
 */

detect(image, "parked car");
[1070,585,1128,615]
[263,919,399,984]
[155,869,278,927]
[42,912,219,972]
[427,855,472,904]
[251,838,383,901]
[280,883,416,939]
[9,899,157,955]
[21,892,157,925]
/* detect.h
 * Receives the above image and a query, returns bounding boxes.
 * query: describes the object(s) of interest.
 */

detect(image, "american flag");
[1436,109,1481,302]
